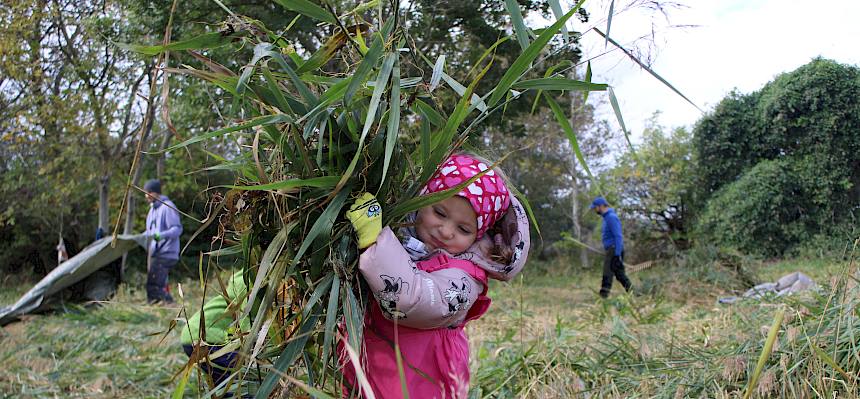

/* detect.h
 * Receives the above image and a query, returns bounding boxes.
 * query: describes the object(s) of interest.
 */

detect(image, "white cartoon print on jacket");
[443,277,472,316]
[376,275,408,320]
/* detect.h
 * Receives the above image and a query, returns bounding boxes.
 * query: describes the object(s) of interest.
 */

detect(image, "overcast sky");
[564,0,860,143]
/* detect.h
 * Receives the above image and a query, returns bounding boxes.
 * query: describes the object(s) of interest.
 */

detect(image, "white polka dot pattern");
[421,154,511,238]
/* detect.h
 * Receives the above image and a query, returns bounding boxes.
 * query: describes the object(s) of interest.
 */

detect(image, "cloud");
[576,0,860,141]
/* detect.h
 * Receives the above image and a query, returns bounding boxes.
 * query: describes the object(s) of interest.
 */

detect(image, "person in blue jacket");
[143,179,183,304]
[591,196,632,298]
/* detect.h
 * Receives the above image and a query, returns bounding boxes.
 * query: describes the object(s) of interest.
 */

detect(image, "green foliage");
[401,0,589,131]
[693,90,763,200]
[696,159,817,257]
[693,58,860,256]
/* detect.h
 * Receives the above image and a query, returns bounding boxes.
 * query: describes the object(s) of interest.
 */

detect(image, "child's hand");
[346,193,382,249]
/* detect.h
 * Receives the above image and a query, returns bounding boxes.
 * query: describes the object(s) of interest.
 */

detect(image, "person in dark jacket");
[143,179,183,304]
[591,196,632,298]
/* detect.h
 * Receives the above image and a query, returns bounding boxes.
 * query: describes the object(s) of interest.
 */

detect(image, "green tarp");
[0,234,146,325]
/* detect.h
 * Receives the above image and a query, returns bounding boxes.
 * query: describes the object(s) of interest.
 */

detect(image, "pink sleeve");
[359,227,483,329]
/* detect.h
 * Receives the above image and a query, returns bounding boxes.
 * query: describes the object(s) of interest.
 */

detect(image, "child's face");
[415,196,478,255]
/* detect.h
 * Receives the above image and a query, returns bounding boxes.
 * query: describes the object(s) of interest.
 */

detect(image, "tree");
[401,0,588,130]
[0,0,310,274]
[692,58,860,256]
[609,114,696,253]
[0,0,130,270]
[479,83,610,263]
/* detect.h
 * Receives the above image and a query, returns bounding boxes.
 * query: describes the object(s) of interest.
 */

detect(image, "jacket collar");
[151,195,168,209]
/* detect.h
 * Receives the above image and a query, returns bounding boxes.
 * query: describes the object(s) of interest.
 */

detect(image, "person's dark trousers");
[182,344,239,396]
[147,256,177,303]
[599,247,632,298]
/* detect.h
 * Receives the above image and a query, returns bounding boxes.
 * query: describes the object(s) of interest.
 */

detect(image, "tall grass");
[469,246,860,398]
[2,253,855,397]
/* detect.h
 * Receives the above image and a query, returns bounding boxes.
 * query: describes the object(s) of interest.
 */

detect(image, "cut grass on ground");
[0,257,849,398]
[0,271,205,398]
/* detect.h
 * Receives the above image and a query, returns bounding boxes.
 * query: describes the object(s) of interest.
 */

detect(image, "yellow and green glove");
[346,193,382,249]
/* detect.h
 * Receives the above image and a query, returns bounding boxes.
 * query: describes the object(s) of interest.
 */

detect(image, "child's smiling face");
[415,196,478,255]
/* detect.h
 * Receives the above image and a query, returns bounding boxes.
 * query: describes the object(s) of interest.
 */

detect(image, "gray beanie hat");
[143,179,162,194]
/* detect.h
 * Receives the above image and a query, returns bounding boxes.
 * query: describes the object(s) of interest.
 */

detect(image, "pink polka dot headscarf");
[421,153,512,238]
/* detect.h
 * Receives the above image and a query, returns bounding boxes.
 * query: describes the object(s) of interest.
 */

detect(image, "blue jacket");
[145,195,183,260]
[601,208,624,257]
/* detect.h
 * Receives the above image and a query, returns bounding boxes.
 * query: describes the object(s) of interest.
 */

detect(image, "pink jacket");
[342,196,530,398]
[359,228,489,329]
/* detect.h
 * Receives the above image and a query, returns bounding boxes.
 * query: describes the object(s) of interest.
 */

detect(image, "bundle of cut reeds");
[127,0,609,396]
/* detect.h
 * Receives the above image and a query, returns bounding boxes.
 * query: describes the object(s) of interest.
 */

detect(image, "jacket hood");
[150,195,172,209]
[453,195,530,281]
[399,195,531,282]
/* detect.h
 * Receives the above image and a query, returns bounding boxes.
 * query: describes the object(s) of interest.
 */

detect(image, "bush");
[692,58,860,256]
[695,159,816,257]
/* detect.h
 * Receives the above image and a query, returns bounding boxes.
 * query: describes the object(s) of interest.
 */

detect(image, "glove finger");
[349,193,375,211]
[355,192,373,205]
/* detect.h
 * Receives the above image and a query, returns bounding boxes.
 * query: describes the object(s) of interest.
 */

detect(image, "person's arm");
[360,228,483,329]
[181,271,249,346]
[609,214,624,257]
[159,207,183,240]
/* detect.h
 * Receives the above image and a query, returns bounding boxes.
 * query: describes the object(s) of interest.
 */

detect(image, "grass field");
[0,271,195,398]
[0,256,852,398]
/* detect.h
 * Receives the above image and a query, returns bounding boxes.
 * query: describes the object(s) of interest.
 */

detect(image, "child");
[180,270,250,396]
[343,153,530,398]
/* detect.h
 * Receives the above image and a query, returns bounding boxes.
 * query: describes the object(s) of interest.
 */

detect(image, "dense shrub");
[608,121,697,257]
[696,159,816,257]
[693,58,860,256]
